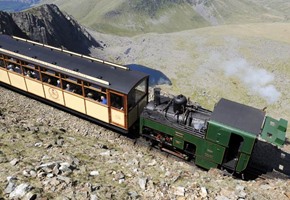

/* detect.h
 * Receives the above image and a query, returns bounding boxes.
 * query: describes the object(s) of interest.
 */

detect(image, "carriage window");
[0,59,5,68]
[110,93,124,110]
[85,88,103,102]
[7,57,16,62]
[7,62,22,74]
[67,76,78,82]
[47,69,59,76]
[135,79,147,95]
[7,57,20,64]
[62,77,83,96]
[128,79,148,109]
[91,84,102,91]
[84,83,106,103]
[23,67,40,80]
[14,65,22,74]
[84,81,91,87]
[42,73,60,86]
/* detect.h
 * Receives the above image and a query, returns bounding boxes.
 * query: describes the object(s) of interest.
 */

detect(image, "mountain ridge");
[39,0,290,36]
[0,4,100,54]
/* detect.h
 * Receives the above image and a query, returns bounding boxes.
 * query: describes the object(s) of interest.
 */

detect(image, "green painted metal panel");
[261,116,287,147]
[173,131,184,149]
[142,117,175,136]
[196,140,225,164]
[235,153,250,172]
[195,156,218,170]
[207,121,256,154]
[173,138,184,149]
[141,117,206,151]
[206,122,231,146]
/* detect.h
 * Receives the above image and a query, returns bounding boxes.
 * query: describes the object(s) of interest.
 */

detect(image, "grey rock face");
[9,183,31,199]
[0,11,27,37]
[138,177,147,190]
[4,182,16,194]
[0,4,101,55]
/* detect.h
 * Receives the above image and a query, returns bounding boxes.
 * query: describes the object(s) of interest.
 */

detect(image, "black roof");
[210,98,265,135]
[0,34,148,94]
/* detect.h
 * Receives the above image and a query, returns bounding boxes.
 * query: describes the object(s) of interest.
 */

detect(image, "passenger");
[101,96,107,104]
[0,61,4,68]
[47,78,52,84]
[14,66,22,74]
[7,64,14,71]
[114,96,123,110]
[65,83,71,91]
[31,71,39,80]
[56,80,61,88]
[87,92,94,99]
[65,83,75,92]
[26,70,32,77]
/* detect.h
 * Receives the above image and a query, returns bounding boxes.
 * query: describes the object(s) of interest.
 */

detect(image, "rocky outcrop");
[0,4,100,55]
[0,11,27,38]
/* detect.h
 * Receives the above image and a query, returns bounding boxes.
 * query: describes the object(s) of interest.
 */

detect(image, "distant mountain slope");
[39,0,290,35]
[0,4,100,54]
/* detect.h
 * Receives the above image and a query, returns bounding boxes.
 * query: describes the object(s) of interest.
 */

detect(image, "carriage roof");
[0,34,148,94]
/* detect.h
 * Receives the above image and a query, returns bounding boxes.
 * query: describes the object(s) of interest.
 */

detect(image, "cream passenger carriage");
[0,34,149,133]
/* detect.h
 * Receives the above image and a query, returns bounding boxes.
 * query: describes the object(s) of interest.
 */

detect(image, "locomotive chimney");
[173,94,187,114]
[154,88,161,106]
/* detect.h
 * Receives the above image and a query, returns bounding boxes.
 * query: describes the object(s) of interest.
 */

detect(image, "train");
[0,34,288,176]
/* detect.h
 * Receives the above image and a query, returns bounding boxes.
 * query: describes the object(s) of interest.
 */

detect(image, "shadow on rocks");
[246,140,290,179]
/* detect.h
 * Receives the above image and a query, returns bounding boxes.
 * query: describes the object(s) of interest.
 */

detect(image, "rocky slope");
[0,85,290,199]
[0,4,100,55]
[0,11,28,38]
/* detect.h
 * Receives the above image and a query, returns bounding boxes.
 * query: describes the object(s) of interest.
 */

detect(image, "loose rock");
[9,183,31,199]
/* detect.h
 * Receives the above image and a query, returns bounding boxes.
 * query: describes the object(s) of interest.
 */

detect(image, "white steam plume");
[222,58,280,104]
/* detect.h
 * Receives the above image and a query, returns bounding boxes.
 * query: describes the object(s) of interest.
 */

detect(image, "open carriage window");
[110,93,124,110]
[84,83,107,103]
[61,76,83,96]
[7,62,22,74]
[85,88,102,101]
[0,55,5,68]
[42,73,60,86]
[23,67,40,80]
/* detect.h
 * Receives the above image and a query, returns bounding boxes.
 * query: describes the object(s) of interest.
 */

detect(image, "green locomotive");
[140,88,287,173]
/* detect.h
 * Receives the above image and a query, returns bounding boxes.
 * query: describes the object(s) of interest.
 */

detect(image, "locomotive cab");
[206,98,287,172]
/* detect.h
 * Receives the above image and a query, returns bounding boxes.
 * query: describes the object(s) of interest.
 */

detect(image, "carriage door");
[109,91,127,129]
[222,133,244,170]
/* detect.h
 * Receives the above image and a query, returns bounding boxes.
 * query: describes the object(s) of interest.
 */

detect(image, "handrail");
[12,36,129,71]
[0,48,110,86]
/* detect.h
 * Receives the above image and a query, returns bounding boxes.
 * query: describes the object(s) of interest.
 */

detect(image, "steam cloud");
[222,58,280,104]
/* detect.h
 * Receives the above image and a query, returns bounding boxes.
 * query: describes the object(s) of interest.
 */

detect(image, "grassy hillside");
[38,0,290,35]
[39,0,208,35]
[89,23,290,132]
